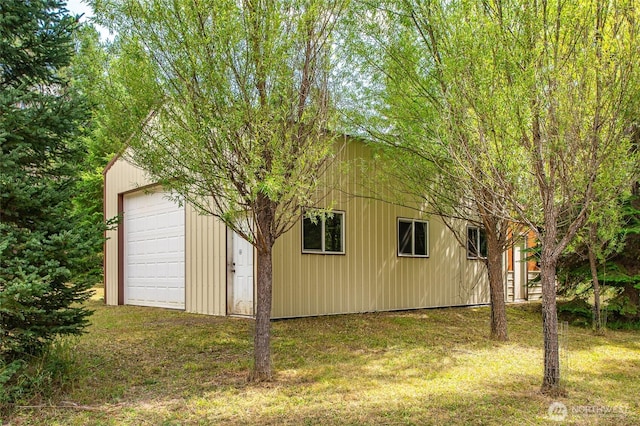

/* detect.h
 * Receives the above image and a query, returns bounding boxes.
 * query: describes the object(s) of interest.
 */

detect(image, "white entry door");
[229,231,254,316]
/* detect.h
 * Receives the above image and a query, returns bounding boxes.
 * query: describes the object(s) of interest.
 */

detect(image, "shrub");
[0,339,77,411]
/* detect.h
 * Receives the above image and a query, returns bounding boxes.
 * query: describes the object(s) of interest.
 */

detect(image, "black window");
[467,226,488,259]
[324,214,343,252]
[397,218,429,257]
[303,216,323,251]
[302,211,345,254]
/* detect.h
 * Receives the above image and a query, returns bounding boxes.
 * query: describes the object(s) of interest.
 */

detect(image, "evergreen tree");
[0,0,94,367]
[558,186,640,326]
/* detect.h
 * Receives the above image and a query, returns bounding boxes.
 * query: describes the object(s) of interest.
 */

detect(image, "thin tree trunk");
[589,1,603,332]
[252,246,273,381]
[587,230,602,331]
[251,192,276,382]
[588,248,602,331]
[540,256,561,394]
[486,231,508,341]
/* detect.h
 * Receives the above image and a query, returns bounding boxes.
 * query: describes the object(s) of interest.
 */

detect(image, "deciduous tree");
[92,0,348,381]
[351,0,640,393]
[344,1,517,341]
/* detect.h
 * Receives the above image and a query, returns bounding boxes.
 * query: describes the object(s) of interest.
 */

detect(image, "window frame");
[301,210,346,255]
[467,225,488,259]
[397,217,430,258]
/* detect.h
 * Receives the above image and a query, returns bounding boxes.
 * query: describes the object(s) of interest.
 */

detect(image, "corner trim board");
[118,193,124,305]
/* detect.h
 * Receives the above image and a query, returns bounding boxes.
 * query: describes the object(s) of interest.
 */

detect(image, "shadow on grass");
[5,302,640,425]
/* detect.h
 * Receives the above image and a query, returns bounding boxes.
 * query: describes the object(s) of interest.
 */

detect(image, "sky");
[65,0,93,18]
[65,0,112,41]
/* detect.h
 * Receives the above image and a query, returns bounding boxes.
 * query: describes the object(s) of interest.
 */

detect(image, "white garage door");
[124,190,185,309]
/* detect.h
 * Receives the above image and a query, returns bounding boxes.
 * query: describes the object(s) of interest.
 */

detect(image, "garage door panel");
[124,190,185,309]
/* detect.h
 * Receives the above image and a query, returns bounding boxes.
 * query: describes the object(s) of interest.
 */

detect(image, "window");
[397,218,429,257]
[467,226,488,259]
[302,211,345,254]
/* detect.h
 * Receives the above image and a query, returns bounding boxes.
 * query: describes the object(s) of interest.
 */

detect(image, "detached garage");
[104,140,492,319]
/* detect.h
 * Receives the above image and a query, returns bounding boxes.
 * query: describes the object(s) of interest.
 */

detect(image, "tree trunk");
[252,246,273,381]
[587,242,602,331]
[251,192,276,382]
[540,256,561,394]
[486,231,508,341]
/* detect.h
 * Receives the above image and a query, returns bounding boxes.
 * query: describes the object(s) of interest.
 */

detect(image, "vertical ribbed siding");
[185,205,226,316]
[107,139,492,319]
[271,140,491,319]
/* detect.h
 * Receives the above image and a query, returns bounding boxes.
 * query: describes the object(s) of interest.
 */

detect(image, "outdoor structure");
[103,137,539,318]
[506,232,542,302]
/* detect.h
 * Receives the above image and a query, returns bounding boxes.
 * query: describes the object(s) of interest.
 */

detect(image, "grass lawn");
[3,289,639,425]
